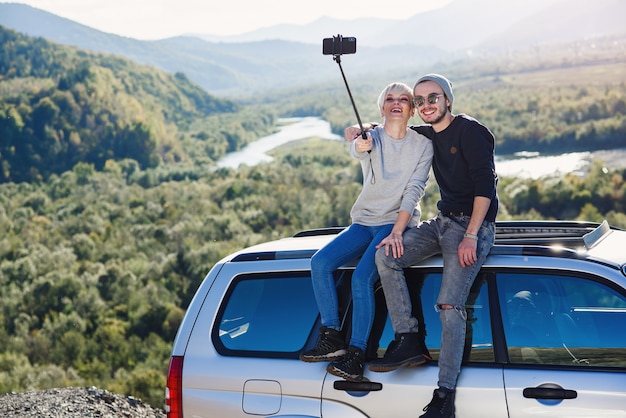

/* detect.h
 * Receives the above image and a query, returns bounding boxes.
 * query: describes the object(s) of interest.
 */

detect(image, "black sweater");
[412,114,499,222]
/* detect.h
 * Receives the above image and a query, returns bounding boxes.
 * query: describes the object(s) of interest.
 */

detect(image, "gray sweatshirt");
[350,126,433,227]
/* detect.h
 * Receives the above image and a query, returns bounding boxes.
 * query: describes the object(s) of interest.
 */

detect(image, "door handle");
[523,383,577,400]
[333,380,383,392]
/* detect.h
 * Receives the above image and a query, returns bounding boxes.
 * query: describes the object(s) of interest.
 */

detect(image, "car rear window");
[213,272,319,357]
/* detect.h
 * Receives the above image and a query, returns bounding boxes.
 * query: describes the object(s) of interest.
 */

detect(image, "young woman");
[300,82,434,381]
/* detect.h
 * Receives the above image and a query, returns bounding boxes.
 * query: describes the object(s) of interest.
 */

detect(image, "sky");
[3,0,453,40]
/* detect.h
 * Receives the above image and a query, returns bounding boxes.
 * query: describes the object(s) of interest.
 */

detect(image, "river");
[217,117,341,169]
[495,148,626,178]
[217,117,626,178]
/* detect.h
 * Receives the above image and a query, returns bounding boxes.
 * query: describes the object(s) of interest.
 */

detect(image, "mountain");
[481,0,626,50]
[0,3,447,96]
[199,0,566,49]
[0,25,238,183]
[191,0,625,51]
[1,0,625,97]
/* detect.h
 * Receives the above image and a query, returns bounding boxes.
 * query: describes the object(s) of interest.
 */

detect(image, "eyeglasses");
[414,93,444,107]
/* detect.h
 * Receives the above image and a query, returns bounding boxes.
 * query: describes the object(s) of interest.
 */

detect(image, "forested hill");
[0,25,239,183]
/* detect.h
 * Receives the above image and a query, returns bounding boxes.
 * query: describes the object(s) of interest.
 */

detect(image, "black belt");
[442,211,469,218]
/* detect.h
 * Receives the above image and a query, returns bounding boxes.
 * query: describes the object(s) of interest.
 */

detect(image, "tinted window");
[498,272,626,367]
[373,273,494,362]
[464,275,494,362]
[215,273,319,355]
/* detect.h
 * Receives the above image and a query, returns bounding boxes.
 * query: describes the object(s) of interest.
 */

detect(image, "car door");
[185,266,331,418]
[321,272,509,418]
[497,271,626,417]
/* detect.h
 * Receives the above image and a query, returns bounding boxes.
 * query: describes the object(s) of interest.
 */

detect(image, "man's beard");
[420,107,447,125]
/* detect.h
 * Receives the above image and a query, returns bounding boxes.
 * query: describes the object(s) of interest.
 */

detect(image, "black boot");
[299,327,346,362]
[368,332,427,372]
[419,388,455,418]
[327,346,364,382]
[419,332,432,360]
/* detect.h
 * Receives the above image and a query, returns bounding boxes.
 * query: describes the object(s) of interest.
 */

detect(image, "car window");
[214,272,319,356]
[497,272,626,367]
[372,273,494,363]
[464,274,494,362]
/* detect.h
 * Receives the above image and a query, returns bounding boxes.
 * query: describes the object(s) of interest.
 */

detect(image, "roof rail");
[292,221,617,250]
[494,220,612,249]
[293,227,345,238]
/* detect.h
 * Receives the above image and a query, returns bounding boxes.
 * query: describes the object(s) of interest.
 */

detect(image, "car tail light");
[165,356,184,418]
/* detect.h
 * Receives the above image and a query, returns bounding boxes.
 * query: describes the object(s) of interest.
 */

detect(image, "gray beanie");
[414,74,454,110]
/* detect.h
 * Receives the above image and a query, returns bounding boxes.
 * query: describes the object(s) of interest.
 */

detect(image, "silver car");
[166,220,626,417]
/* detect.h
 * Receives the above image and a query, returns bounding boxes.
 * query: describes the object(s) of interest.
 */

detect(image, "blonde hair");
[377,82,415,112]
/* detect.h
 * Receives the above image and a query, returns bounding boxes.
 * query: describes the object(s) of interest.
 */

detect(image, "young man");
[346,74,498,418]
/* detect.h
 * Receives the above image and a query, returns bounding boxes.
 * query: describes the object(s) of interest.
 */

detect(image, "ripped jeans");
[375,212,495,390]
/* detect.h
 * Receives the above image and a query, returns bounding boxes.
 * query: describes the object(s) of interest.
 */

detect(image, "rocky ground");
[0,387,166,417]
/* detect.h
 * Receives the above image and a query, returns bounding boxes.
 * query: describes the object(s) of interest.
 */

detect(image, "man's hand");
[458,237,478,267]
[344,126,361,141]
[376,230,405,258]
[344,123,374,141]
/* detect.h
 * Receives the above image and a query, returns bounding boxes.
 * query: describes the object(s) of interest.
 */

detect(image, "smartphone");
[322,36,357,55]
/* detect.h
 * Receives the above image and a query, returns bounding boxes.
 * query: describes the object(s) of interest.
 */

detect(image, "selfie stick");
[331,47,367,139]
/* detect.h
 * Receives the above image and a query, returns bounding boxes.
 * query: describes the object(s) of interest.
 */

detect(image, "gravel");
[0,387,166,417]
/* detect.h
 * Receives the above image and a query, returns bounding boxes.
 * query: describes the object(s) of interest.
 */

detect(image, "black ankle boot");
[327,346,364,382]
[299,327,346,362]
[368,332,427,372]
[419,387,455,418]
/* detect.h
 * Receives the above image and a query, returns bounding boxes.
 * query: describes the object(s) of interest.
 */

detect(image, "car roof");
[224,221,626,272]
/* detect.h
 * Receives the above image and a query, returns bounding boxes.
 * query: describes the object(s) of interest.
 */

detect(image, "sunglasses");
[414,93,445,107]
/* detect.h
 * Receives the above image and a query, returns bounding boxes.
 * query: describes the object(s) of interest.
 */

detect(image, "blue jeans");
[375,213,495,390]
[311,223,394,351]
